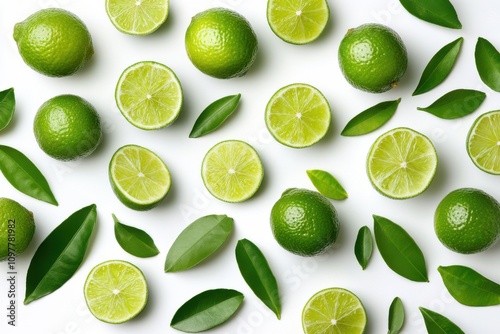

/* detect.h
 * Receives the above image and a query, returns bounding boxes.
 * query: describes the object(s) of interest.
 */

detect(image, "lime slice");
[302,287,367,334]
[201,140,264,203]
[265,83,331,148]
[267,0,329,44]
[467,110,500,175]
[84,260,148,324]
[115,61,182,130]
[367,127,438,199]
[109,144,171,210]
[105,0,169,35]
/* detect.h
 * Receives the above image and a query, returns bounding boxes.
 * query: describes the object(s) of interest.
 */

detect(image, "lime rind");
[105,0,169,35]
[467,110,500,175]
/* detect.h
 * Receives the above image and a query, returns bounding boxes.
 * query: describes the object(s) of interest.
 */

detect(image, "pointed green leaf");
[419,307,465,334]
[0,88,15,131]
[413,37,463,96]
[341,99,400,136]
[417,89,486,119]
[235,239,281,319]
[306,169,348,200]
[475,37,500,92]
[189,94,241,138]
[388,297,405,334]
[399,0,462,29]
[354,226,373,270]
[373,215,428,282]
[113,214,159,258]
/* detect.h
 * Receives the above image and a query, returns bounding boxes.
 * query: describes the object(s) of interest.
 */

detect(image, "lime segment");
[467,110,500,175]
[105,0,169,35]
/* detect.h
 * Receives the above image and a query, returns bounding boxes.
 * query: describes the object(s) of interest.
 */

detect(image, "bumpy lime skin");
[0,198,35,261]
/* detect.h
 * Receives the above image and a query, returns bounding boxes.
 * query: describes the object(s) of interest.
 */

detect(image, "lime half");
[265,83,331,148]
[367,127,438,199]
[116,61,182,130]
[105,0,169,35]
[302,287,367,334]
[109,144,171,210]
[467,110,500,175]
[267,0,329,44]
[84,260,148,324]
[201,140,264,203]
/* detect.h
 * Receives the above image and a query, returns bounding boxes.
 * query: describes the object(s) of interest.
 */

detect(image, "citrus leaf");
[306,169,348,200]
[0,87,15,131]
[164,214,233,272]
[438,265,500,306]
[417,89,486,119]
[25,204,97,304]
[399,0,462,29]
[113,214,159,258]
[235,239,281,319]
[0,145,58,205]
[373,215,428,282]
[341,98,400,136]
[388,297,405,334]
[354,226,373,270]
[419,307,465,334]
[189,94,241,138]
[475,37,500,92]
[170,288,244,332]
[413,37,463,96]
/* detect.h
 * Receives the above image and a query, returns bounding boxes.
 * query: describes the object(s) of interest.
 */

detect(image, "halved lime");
[467,110,500,175]
[302,287,367,334]
[115,61,182,130]
[267,0,329,44]
[105,0,169,35]
[201,140,264,203]
[367,127,438,199]
[265,83,331,148]
[109,144,171,210]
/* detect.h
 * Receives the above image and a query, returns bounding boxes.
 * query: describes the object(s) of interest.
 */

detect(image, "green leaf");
[417,89,486,119]
[165,214,233,272]
[170,288,244,332]
[475,37,500,92]
[25,204,97,304]
[438,265,500,306]
[341,98,400,136]
[189,94,241,138]
[235,239,281,319]
[113,214,159,258]
[388,297,405,334]
[354,226,373,270]
[413,37,463,96]
[373,215,428,282]
[399,0,462,29]
[0,145,58,205]
[0,88,15,131]
[306,169,348,200]
[419,307,465,334]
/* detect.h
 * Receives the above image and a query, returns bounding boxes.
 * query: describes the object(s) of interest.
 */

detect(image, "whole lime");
[434,188,500,254]
[185,7,258,79]
[270,188,340,256]
[0,198,35,261]
[13,8,93,77]
[33,94,102,161]
[338,23,407,93]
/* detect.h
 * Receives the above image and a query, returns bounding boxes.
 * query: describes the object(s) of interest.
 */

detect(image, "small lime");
[466,110,500,175]
[105,0,169,35]
[0,198,35,261]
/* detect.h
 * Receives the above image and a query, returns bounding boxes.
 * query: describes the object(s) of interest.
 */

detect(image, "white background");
[1,0,500,333]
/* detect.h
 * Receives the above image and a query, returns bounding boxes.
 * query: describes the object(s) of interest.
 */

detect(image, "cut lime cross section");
[367,127,438,199]
[265,83,331,148]
[116,61,182,130]
[84,260,148,324]
[202,140,264,203]
[109,144,171,210]
[302,287,367,334]
[105,0,169,35]
[267,0,329,44]
[467,110,500,175]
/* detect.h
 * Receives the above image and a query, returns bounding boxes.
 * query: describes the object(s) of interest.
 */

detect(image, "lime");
[265,83,331,148]
[267,0,329,44]
[338,23,407,93]
[185,7,258,79]
[302,287,367,334]
[109,144,171,211]
[115,61,183,130]
[270,188,339,256]
[84,260,148,324]
[466,110,500,175]
[201,140,263,203]
[367,127,437,199]
[434,188,500,254]
[33,94,102,161]
[105,0,169,35]
[0,198,35,261]
[13,8,93,77]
